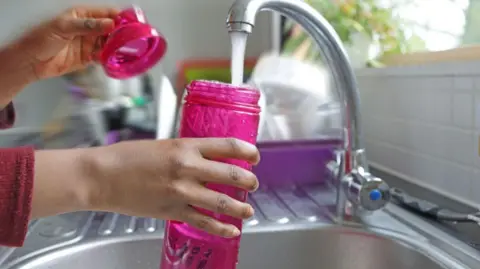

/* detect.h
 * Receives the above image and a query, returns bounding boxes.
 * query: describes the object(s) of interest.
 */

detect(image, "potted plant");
[282,0,425,68]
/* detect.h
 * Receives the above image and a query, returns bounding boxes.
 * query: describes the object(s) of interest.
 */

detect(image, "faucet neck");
[227,0,391,220]
[227,0,365,160]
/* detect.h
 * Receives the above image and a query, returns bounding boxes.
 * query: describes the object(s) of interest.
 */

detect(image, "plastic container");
[160,80,261,269]
[100,6,167,79]
[249,53,341,141]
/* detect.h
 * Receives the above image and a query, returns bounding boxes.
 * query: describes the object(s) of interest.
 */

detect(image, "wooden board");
[382,45,480,66]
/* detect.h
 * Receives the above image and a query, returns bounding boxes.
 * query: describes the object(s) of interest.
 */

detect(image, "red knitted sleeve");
[0,103,35,247]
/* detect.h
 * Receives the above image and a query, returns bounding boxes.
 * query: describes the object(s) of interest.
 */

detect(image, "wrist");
[71,147,106,212]
[0,43,37,82]
[77,146,117,212]
[0,44,36,106]
[32,148,99,218]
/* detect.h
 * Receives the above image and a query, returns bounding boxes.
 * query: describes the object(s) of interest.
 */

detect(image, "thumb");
[56,17,115,36]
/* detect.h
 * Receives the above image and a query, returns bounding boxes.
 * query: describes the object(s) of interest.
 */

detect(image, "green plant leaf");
[367,59,384,68]
[341,18,366,33]
[407,34,427,52]
[280,0,423,67]
[306,45,321,62]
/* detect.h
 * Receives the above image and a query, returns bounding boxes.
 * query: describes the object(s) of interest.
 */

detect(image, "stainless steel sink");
[1,185,479,269]
[3,227,467,269]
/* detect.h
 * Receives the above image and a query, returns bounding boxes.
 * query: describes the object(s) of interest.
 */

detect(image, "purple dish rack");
[115,130,342,188]
[252,139,342,188]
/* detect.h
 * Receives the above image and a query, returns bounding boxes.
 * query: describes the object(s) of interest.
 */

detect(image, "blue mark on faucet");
[369,189,382,201]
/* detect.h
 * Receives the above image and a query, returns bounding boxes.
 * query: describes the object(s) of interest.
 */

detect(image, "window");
[379,0,469,51]
[278,0,477,65]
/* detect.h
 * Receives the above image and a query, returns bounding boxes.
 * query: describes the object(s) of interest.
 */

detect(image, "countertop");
[372,167,480,250]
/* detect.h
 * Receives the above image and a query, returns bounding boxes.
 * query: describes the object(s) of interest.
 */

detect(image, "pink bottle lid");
[100,6,167,79]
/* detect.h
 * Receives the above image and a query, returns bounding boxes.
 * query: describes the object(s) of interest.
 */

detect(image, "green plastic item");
[184,67,254,85]
[132,96,147,107]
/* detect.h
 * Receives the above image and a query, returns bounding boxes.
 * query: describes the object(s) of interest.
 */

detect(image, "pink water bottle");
[100,5,167,79]
[160,80,261,269]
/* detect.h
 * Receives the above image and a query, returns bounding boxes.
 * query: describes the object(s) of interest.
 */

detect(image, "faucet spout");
[227,0,362,160]
[226,0,390,220]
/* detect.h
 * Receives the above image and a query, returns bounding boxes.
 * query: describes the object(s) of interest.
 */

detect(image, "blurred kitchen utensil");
[249,53,341,141]
[156,75,177,139]
[63,64,142,102]
[64,64,157,144]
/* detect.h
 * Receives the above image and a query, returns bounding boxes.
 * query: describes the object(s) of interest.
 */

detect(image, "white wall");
[356,63,480,207]
[0,0,272,128]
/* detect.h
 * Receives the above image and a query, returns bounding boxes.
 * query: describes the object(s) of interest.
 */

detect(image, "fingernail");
[251,181,259,192]
[232,227,241,237]
[248,206,255,216]
[100,19,115,32]
[239,140,257,151]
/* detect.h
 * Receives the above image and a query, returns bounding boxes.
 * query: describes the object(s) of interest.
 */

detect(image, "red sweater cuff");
[0,147,34,247]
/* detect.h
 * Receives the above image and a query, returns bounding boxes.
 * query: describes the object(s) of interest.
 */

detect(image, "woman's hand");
[13,6,120,80]
[33,138,260,238]
[0,6,119,106]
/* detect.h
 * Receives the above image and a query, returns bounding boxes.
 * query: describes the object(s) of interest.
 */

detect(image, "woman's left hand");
[13,6,120,80]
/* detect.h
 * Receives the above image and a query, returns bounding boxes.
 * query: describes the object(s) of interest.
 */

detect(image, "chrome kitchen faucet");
[226,0,390,222]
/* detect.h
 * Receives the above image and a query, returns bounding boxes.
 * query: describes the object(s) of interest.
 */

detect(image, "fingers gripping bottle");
[160,80,261,269]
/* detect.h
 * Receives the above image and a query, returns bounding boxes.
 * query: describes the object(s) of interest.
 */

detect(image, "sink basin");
[1,185,476,269]
[6,226,464,269]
